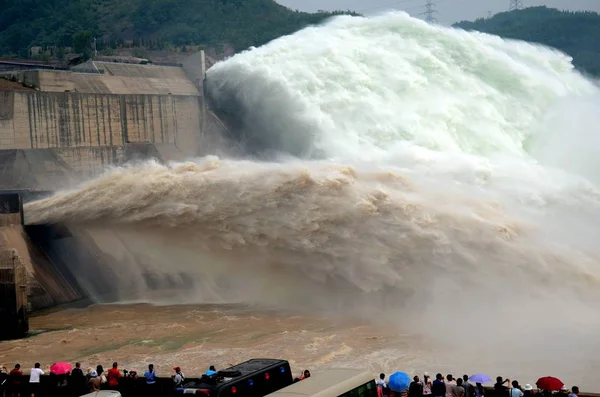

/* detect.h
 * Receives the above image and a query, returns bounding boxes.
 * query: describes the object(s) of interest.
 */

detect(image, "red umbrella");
[536,377,564,391]
[50,362,72,376]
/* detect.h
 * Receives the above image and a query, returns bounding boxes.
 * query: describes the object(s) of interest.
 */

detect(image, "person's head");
[424,374,430,382]
[14,364,20,370]
[97,365,103,374]
[414,376,420,382]
[497,377,503,384]
[380,373,386,380]
[209,365,215,371]
[447,374,453,381]
[34,363,40,369]
[457,379,464,386]
[524,385,533,392]
[304,370,311,378]
[512,381,519,388]
[75,362,80,368]
[463,375,469,382]
[477,383,483,390]
[90,370,98,378]
[572,387,579,395]
[174,366,181,373]
[436,373,443,381]
[149,364,154,371]
[112,362,118,369]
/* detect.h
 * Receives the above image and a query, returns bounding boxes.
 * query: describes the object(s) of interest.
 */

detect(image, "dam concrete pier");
[0,193,28,338]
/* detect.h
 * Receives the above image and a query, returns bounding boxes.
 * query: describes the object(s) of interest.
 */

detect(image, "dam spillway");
[0,54,229,333]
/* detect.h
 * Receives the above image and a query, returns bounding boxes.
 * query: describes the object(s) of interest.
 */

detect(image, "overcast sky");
[276,0,600,25]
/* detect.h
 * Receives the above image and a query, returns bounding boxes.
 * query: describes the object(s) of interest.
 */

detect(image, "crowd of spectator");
[0,362,584,397]
[0,361,217,397]
[375,373,580,397]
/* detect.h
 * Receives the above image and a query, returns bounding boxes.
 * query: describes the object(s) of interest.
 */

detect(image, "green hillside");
[454,6,600,76]
[0,0,357,58]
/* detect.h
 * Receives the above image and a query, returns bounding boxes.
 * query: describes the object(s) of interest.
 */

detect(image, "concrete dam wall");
[0,89,206,188]
[0,90,202,152]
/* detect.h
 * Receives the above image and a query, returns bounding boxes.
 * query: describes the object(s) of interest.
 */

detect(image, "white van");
[264,368,377,397]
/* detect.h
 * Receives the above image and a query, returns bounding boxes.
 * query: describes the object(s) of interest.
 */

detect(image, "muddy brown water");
[1,303,598,391]
[0,304,426,377]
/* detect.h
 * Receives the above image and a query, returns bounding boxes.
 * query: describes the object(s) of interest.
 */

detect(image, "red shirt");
[107,368,121,387]
[10,369,23,385]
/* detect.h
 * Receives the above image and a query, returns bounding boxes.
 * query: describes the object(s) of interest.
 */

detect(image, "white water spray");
[25,12,600,386]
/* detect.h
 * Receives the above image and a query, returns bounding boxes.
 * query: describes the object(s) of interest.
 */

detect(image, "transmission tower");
[423,0,438,23]
[509,0,524,11]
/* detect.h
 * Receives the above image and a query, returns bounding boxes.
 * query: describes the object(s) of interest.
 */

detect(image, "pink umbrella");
[50,362,72,375]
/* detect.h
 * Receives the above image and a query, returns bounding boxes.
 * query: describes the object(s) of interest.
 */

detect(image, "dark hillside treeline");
[2,2,600,76]
[454,6,600,76]
[0,0,358,57]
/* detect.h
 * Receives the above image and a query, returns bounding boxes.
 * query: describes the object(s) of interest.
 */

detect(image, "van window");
[339,380,378,397]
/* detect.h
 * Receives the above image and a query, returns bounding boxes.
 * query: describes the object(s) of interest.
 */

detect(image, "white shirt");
[29,368,44,383]
[376,379,387,388]
[173,372,184,385]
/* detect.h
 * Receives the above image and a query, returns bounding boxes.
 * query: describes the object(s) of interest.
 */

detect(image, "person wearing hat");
[558,386,570,397]
[172,367,185,389]
[423,373,432,396]
[523,384,534,397]
[127,369,138,379]
[88,370,101,392]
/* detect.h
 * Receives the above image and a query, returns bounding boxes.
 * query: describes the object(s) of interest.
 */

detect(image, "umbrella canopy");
[50,362,72,375]
[536,377,564,391]
[389,372,411,392]
[469,374,492,384]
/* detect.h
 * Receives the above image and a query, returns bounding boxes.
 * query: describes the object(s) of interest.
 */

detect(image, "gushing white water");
[25,12,600,384]
[205,12,597,161]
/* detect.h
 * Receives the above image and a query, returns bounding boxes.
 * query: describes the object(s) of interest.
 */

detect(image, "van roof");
[182,358,290,390]
[265,368,374,397]
[225,358,288,377]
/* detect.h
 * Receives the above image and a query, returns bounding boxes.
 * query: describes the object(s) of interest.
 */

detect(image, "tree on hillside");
[72,31,93,58]
[454,6,600,76]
